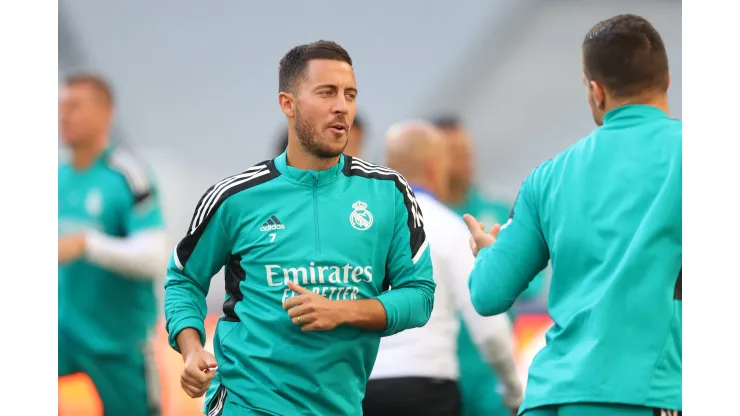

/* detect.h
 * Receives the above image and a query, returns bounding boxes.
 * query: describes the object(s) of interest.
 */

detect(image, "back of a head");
[278,40,352,94]
[384,121,449,197]
[582,14,669,99]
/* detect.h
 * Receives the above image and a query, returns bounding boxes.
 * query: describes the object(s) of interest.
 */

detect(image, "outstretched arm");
[467,178,550,316]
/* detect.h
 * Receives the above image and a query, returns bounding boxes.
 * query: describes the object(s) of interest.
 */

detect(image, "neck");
[285,143,340,171]
[445,185,468,206]
[606,92,670,116]
[71,136,108,170]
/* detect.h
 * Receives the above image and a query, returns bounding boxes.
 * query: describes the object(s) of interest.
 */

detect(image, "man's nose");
[331,97,349,114]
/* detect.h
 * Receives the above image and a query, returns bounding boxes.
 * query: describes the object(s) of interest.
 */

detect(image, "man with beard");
[164,40,435,416]
[275,112,367,158]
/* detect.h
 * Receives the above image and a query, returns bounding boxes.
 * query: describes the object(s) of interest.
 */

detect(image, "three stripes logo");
[260,215,285,232]
[188,164,270,235]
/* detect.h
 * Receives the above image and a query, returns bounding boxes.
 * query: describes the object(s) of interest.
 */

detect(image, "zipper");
[313,177,321,254]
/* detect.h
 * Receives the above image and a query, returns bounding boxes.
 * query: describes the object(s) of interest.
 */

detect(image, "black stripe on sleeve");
[509,191,521,220]
[223,254,246,321]
[344,156,426,259]
[674,268,682,300]
[175,160,280,269]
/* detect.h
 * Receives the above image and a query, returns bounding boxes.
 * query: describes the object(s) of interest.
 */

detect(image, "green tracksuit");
[451,188,546,416]
[468,105,682,415]
[164,152,435,416]
[58,147,165,416]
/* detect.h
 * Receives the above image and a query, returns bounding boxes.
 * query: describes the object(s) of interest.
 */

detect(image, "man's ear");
[278,92,295,118]
[590,80,606,109]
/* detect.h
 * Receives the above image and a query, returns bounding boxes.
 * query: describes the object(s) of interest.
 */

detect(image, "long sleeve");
[84,229,169,279]
[164,190,233,352]
[469,176,550,316]
[377,183,435,337]
[85,158,168,279]
[444,220,523,404]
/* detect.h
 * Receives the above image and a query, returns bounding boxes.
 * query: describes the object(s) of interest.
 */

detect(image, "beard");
[448,174,470,196]
[295,106,347,159]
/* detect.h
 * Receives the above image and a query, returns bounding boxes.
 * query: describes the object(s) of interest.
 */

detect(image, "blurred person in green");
[58,73,169,416]
[432,115,546,416]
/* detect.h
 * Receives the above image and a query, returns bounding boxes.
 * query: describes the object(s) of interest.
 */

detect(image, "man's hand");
[463,214,502,257]
[180,349,218,398]
[283,280,344,331]
[58,234,86,264]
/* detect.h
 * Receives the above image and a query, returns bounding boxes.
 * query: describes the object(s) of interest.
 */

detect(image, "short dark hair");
[63,72,114,106]
[430,114,463,130]
[582,14,669,98]
[279,40,352,93]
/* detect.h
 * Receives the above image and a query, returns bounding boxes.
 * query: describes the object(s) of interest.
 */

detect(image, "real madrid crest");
[85,188,103,217]
[349,200,373,231]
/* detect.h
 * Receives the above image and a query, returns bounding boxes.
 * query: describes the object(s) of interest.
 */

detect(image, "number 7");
[269,233,276,242]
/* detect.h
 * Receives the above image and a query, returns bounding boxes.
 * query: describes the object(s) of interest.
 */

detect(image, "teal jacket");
[469,105,682,413]
[58,147,164,354]
[164,152,435,416]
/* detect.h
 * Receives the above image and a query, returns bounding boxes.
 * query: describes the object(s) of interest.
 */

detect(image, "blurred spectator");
[58,72,169,416]
[345,112,366,157]
[364,121,523,416]
[431,114,546,416]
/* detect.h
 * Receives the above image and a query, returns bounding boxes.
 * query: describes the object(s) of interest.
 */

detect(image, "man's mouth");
[328,123,347,134]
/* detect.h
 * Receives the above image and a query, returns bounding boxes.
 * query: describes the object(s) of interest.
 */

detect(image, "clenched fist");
[180,349,218,398]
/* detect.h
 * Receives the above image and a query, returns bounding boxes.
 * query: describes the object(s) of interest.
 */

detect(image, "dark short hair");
[63,72,114,106]
[582,14,669,98]
[429,114,463,130]
[278,40,352,93]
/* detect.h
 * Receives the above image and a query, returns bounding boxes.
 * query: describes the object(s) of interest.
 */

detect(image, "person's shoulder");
[102,147,158,200]
[199,158,282,207]
[418,194,470,238]
[343,155,413,196]
[418,193,461,223]
[344,156,400,180]
[525,134,590,187]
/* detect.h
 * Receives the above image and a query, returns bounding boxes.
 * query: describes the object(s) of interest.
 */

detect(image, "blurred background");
[58,0,681,414]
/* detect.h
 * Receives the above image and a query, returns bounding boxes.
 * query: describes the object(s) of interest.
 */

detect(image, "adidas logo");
[260,215,286,232]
